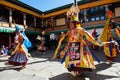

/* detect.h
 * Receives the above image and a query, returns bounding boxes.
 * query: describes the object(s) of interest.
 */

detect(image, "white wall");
[86,28,104,42]
[115,7,120,17]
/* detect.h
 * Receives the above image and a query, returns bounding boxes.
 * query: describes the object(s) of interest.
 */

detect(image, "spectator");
[0,45,8,56]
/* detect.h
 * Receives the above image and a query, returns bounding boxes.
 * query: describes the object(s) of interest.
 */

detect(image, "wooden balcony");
[0,22,24,29]
[113,16,120,23]
[46,20,106,32]
[0,22,9,27]
[0,22,42,35]
[81,20,106,28]
[0,22,42,31]
[46,16,120,32]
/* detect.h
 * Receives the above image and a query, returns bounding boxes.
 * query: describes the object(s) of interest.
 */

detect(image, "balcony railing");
[113,16,120,23]
[81,20,106,28]
[1,16,120,32]
[0,22,24,29]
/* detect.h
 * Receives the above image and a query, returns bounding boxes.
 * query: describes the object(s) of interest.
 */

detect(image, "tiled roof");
[6,0,90,14]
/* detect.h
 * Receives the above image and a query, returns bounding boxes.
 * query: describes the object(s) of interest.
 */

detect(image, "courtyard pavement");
[0,48,120,80]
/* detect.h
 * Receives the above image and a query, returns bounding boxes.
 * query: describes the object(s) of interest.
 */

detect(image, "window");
[96,17,100,20]
[91,18,95,21]
[56,18,65,26]
[115,7,120,17]
[100,6,104,9]
[79,19,83,23]
[87,17,92,22]
[101,16,105,20]
[91,8,94,12]
[80,10,84,14]
[95,7,99,10]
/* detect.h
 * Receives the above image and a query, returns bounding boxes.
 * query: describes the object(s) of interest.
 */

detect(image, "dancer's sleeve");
[53,34,66,59]
[100,18,111,42]
[115,27,120,39]
[84,30,101,46]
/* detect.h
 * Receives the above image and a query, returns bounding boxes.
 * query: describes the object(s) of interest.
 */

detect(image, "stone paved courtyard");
[0,48,120,80]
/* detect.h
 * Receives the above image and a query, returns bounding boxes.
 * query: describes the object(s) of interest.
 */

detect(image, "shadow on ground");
[49,69,119,80]
[0,66,24,72]
[30,49,55,60]
[49,73,86,80]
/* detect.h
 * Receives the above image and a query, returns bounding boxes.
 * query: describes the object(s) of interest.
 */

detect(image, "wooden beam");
[78,0,120,9]
[0,0,43,18]
[43,0,120,18]
[43,8,69,18]
[0,0,120,19]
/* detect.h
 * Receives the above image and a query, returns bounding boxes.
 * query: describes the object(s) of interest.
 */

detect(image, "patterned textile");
[100,10,120,61]
[65,42,95,69]
[9,51,28,63]
[8,26,31,66]
[103,41,119,60]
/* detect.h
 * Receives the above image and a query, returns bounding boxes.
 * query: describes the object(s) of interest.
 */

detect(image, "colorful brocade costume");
[53,2,102,75]
[37,31,46,53]
[100,10,120,62]
[8,26,32,67]
[53,27,101,74]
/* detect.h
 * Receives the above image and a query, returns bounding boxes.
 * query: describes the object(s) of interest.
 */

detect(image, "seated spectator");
[0,45,8,56]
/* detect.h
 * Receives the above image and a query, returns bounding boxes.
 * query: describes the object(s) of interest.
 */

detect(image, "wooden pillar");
[83,9,88,27]
[34,17,36,30]
[9,8,12,27]
[83,9,87,22]
[23,13,26,28]
[8,9,12,47]
[8,34,11,48]
[51,17,54,30]
[41,19,44,31]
